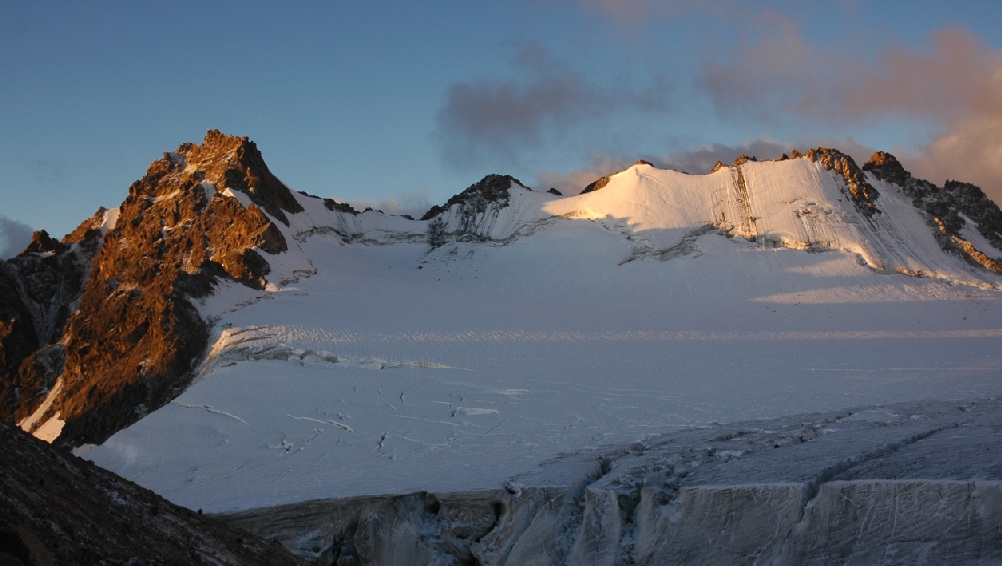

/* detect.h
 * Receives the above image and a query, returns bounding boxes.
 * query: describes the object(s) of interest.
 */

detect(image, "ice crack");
[171,402,247,424]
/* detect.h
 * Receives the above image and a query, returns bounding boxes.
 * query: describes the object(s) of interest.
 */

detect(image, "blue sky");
[2,1,1001,256]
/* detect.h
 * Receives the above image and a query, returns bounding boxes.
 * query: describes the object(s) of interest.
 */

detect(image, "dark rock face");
[0,421,303,565]
[0,263,41,420]
[580,175,612,195]
[805,147,880,216]
[862,150,909,186]
[864,151,1002,270]
[1,130,301,447]
[421,174,525,220]
[184,129,303,225]
[0,213,105,425]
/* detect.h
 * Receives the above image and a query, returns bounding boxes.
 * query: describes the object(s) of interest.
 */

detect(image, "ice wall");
[223,398,1002,565]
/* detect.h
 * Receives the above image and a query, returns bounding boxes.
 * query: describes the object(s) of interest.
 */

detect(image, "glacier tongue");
[222,397,1002,565]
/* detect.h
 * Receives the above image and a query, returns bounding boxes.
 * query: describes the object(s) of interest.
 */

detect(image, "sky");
[2,1,1001,257]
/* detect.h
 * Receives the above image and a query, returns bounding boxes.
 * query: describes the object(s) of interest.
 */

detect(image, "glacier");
[71,154,1002,562]
[221,397,1002,564]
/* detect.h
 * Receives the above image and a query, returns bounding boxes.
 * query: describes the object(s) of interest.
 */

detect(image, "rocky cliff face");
[2,130,301,446]
[421,173,525,221]
[804,147,880,216]
[864,151,1002,272]
[0,216,106,428]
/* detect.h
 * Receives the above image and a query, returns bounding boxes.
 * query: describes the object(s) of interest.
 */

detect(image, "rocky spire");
[862,151,909,186]
[2,131,301,446]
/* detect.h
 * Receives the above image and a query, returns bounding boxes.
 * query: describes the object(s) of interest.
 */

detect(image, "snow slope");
[78,158,1002,515]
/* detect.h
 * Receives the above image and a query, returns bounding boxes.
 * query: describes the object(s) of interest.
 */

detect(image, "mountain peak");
[4,131,311,446]
[21,229,64,255]
[421,174,525,220]
[137,129,303,225]
[863,151,909,186]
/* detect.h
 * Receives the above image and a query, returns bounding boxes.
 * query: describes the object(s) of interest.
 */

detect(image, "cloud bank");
[437,6,1002,204]
[701,20,1002,200]
[0,216,35,259]
[436,43,671,168]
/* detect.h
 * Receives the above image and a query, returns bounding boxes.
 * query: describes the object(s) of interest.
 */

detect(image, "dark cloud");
[0,216,35,259]
[697,12,834,120]
[436,43,672,169]
[906,50,1002,204]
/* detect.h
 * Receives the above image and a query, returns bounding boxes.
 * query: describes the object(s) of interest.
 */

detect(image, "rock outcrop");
[0,214,106,427]
[1,130,301,446]
[803,147,880,216]
[421,174,525,220]
[421,174,532,245]
[864,151,1002,271]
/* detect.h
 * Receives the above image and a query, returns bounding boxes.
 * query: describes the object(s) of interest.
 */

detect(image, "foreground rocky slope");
[0,421,303,565]
[224,397,1002,565]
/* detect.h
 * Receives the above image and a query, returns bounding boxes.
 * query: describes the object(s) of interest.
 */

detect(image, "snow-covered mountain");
[3,131,1002,563]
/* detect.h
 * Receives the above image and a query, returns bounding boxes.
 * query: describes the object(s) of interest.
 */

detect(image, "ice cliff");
[224,397,1002,564]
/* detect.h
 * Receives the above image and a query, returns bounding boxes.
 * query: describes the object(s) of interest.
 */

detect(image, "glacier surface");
[73,158,1002,561]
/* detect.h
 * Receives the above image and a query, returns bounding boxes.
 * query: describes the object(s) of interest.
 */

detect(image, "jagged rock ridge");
[0,212,107,432]
[421,173,526,220]
[865,151,1002,272]
[4,130,303,446]
[422,174,533,245]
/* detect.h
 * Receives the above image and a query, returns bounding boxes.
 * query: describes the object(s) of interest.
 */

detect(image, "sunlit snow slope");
[79,157,1002,513]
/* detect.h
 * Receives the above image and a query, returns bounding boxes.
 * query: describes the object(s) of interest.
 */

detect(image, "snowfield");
[77,160,1002,518]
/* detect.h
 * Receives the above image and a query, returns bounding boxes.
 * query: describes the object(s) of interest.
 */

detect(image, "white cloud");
[0,216,35,259]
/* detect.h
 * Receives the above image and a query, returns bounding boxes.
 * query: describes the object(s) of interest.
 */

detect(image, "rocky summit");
[2,130,302,446]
